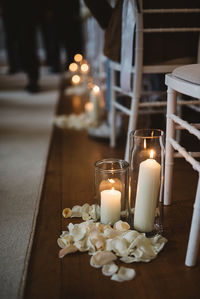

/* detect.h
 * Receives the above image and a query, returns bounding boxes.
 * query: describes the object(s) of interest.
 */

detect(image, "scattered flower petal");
[81,203,90,214]
[102,262,118,276]
[82,211,91,221]
[111,267,136,282]
[57,213,168,282]
[69,223,87,241]
[122,230,140,244]
[57,235,73,249]
[59,245,78,258]
[62,208,72,218]
[71,205,82,217]
[120,256,136,263]
[74,239,88,252]
[113,220,130,232]
[57,238,67,249]
[111,237,129,257]
[89,204,100,221]
[90,251,117,267]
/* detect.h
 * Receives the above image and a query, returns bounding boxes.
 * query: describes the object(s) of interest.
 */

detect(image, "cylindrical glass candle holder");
[128,129,164,236]
[95,158,129,225]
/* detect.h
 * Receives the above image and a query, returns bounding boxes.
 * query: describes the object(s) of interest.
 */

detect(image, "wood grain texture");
[24,88,200,299]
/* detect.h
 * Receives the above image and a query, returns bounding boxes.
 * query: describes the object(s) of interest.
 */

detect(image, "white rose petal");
[113,220,130,232]
[102,262,118,276]
[70,223,87,241]
[111,267,136,282]
[71,205,82,217]
[90,251,117,268]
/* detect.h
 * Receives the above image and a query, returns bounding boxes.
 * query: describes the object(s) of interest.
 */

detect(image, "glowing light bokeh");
[74,53,83,63]
[85,102,93,112]
[72,75,81,85]
[69,62,78,72]
[80,63,89,73]
[93,85,100,94]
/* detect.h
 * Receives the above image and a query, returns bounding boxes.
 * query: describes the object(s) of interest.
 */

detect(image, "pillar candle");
[134,151,161,233]
[101,188,121,225]
[89,85,100,125]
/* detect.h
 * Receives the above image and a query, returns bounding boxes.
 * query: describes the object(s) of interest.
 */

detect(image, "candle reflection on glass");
[99,178,122,193]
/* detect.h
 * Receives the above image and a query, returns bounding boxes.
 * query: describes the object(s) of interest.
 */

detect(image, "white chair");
[82,13,106,90]
[109,0,200,161]
[164,64,200,267]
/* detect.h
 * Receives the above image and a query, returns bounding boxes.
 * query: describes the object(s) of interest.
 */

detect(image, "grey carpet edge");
[18,101,58,299]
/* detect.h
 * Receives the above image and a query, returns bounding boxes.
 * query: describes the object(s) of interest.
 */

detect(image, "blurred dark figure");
[1,1,23,74]
[1,0,40,92]
[37,6,58,72]
[50,0,83,71]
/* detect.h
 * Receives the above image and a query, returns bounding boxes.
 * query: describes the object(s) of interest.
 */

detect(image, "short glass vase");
[94,158,129,226]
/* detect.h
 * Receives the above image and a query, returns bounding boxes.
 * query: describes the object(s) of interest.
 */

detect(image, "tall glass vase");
[128,129,164,236]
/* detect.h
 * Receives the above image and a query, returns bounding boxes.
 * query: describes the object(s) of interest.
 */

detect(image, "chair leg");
[185,176,200,267]
[175,94,182,143]
[164,87,177,206]
[110,68,116,148]
[124,94,140,162]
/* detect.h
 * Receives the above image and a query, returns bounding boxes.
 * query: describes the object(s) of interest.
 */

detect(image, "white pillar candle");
[85,102,94,122]
[134,150,161,233]
[89,85,100,125]
[101,188,121,225]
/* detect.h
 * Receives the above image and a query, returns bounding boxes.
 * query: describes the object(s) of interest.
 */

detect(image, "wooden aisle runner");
[24,87,200,299]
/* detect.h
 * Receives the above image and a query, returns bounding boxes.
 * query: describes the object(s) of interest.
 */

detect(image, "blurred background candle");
[69,62,78,73]
[80,62,89,74]
[134,150,161,233]
[74,53,83,63]
[71,74,81,85]
[89,85,100,125]
[85,101,94,122]
[101,187,121,225]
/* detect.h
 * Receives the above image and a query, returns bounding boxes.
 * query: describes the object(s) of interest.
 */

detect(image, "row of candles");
[67,55,162,235]
[68,53,102,126]
[69,53,90,85]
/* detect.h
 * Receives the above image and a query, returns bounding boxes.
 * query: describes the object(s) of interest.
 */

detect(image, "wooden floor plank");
[24,87,200,299]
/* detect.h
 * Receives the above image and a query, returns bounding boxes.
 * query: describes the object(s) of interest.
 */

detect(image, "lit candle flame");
[74,53,83,62]
[93,85,100,94]
[72,75,81,85]
[69,62,78,72]
[150,150,154,159]
[111,187,115,191]
[80,63,89,73]
[108,178,115,183]
[144,139,146,149]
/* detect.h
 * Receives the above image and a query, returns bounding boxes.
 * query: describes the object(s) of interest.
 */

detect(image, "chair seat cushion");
[172,64,200,85]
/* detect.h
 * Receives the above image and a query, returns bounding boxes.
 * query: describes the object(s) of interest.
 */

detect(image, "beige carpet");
[0,67,60,299]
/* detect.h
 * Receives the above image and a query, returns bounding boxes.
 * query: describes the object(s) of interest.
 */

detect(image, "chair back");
[120,0,200,92]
